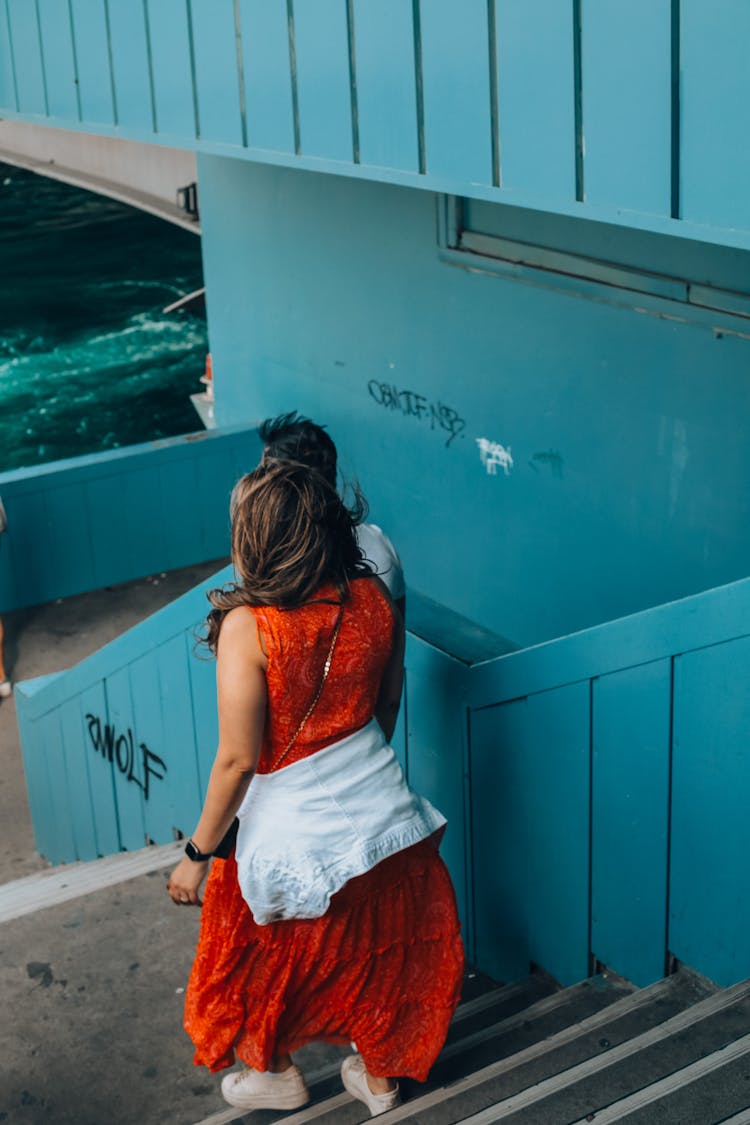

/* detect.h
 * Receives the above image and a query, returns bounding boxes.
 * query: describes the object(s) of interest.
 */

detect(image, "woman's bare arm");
[167,606,267,905]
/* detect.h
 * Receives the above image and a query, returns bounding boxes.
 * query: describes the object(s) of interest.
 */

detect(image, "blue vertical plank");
[146,0,197,140]
[47,482,95,598]
[681,0,750,231]
[292,0,353,162]
[195,451,233,557]
[419,0,492,184]
[86,474,132,589]
[36,0,78,120]
[80,682,121,856]
[158,633,203,836]
[472,681,590,986]
[59,697,99,861]
[582,0,671,214]
[495,0,575,198]
[17,710,58,862]
[157,456,201,570]
[105,667,146,851]
[0,3,16,111]
[2,491,47,608]
[189,0,243,145]
[69,0,115,125]
[187,634,218,795]
[6,0,46,114]
[405,636,469,934]
[122,467,166,580]
[671,637,750,987]
[129,650,173,845]
[352,0,418,172]
[238,0,295,153]
[107,0,154,133]
[592,660,671,985]
[39,711,79,863]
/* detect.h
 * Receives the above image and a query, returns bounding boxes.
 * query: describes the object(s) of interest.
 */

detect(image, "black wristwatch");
[184,838,212,862]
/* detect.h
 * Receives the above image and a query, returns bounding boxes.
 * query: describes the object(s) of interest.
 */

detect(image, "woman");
[167,462,463,1116]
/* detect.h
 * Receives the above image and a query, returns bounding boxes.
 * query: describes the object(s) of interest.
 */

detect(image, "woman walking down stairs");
[191,969,750,1125]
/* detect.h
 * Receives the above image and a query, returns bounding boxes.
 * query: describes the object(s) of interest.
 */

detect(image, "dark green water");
[0,163,207,472]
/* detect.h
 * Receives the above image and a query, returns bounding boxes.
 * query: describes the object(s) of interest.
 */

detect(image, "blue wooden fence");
[2,1,750,246]
[0,426,261,612]
[15,563,750,989]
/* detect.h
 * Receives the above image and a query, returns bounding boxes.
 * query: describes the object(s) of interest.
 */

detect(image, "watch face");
[185,840,206,861]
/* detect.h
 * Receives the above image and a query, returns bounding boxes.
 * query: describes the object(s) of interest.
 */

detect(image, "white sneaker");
[0,680,11,699]
[220,1063,310,1110]
[341,1054,401,1117]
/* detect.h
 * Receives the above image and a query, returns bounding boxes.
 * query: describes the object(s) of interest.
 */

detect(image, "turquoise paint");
[197,157,750,648]
[36,0,79,120]
[293,0,352,162]
[69,0,114,125]
[6,0,46,115]
[0,427,260,613]
[107,0,154,132]
[681,1,750,230]
[7,0,750,245]
[238,0,295,154]
[352,0,418,173]
[582,0,672,215]
[419,0,492,184]
[592,661,672,986]
[495,0,575,197]
[670,637,750,987]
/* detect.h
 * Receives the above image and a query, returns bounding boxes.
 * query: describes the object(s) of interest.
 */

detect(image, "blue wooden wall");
[2,1,750,247]
[17,560,750,989]
[197,157,750,650]
[0,427,261,612]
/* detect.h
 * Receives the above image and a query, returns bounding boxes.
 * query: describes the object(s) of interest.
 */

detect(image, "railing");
[15,563,750,989]
[1,1,749,246]
[0,425,260,612]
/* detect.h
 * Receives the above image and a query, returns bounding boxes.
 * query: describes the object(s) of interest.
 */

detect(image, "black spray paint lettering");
[85,713,167,800]
[367,380,466,446]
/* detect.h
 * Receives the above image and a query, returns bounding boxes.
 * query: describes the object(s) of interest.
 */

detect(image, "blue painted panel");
[420,0,492,183]
[47,482,95,597]
[122,467,166,580]
[146,0,196,139]
[472,681,590,985]
[36,0,78,119]
[107,0,153,132]
[190,0,243,145]
[405,635,469,935]
[6,0,46,114]
[671,636,750,986]
[352,0,418,172]
[582,0,671,214]
[187,634,218,795]
[129,650,173,845]
[40,711,79,862]
[105,667,146,851]
[0,4,16,111]
[195,451,233,555]
[157,457,200,571]
[17,709,57,861]
[80,681,123,857]
[292,0,352,161]
[592,660,671,985]
[85,473,132,589]
[495,0,574,197]
[59,698,99,861]
[69,0,114,125]
[681,1,750,230]
[239,0,295,153]
[158,633,203,835]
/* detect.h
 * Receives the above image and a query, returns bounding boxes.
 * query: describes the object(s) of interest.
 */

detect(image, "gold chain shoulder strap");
[269,604,344,771]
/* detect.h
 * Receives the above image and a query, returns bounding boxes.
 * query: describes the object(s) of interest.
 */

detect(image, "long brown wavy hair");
[203,460,369,652]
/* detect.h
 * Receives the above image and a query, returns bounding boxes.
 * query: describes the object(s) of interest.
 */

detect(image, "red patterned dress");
[184,577,464,1080]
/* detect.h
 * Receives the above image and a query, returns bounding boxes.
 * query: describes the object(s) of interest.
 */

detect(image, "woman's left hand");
[167,856,209,906]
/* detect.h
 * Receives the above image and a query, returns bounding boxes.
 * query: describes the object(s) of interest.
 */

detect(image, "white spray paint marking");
[476,437,514,477]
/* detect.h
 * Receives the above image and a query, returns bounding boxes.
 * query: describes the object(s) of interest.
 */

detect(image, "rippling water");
[0,163,207,472]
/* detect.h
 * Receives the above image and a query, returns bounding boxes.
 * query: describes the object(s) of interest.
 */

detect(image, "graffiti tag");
[85,713,167,800]
[367,380,466,447]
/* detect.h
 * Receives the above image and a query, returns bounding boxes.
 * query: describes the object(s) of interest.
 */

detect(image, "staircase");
[198,970,750,1125]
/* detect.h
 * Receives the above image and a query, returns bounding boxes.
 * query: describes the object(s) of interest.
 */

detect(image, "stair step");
[716,1110,750,1125]
[567,1031,750,1124]
[452,977,750,1124]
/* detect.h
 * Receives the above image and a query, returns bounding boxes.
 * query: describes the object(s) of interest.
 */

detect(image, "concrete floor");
[0,561,242,1125]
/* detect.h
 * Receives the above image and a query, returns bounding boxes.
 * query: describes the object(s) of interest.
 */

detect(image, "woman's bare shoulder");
[217,605,267,666]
